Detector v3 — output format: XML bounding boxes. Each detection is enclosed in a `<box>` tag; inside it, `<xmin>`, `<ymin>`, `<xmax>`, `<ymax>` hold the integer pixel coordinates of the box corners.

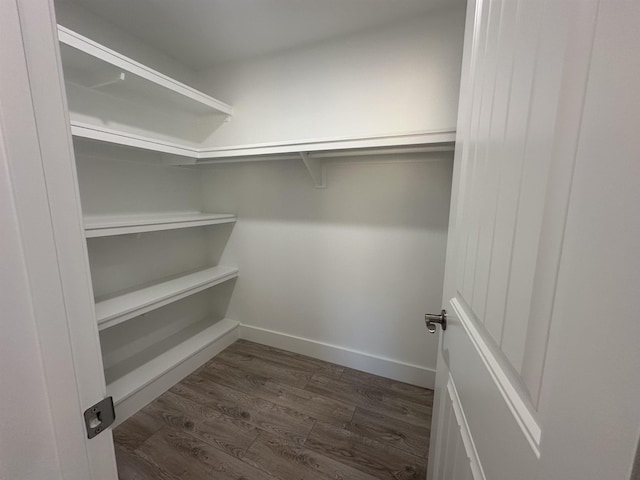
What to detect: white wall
<box><xmin>197</xmin><ymin>6</ymin><xmax>466</xmax><ymax>147</ymax></box>
<box><xmin>194</xmin><ymin>6</ymin><xmax>464</xmax><ymax>386</ymax></box>
<box><xmin>202</xmin><ymin>154</ymin><xmax>452</xmax><ymax>386</ymax></box>
<box><xmin>75</xmin><ymin>149</ymin><xmax>203</xmax><ymax>217</ymax></box>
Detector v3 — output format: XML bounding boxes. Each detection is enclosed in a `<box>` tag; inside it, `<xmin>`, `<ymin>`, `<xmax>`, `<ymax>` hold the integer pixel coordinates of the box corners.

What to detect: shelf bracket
<box><xmin>299</xmin><ymin>152</ymin><xmax>326</xmax><ymax>188</ymax></box>
<box><xmin>161</xmin><ymin>153</ymin><xmax>197</xmax><ymax>167</ymax></box>
<box><xmin>88</xmin><ymin>72</ymin><xmax>126</xmax><ymax>90</ymax></box>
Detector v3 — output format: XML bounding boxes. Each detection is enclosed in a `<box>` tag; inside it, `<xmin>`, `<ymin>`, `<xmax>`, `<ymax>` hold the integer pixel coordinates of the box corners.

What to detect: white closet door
<box><xmin>428</xmin><ymin>1</ymin><xmax>640</xmax><ymax>479</ymax></box>
<box><xmin>1</xmin><ymin>0</ymin><xmax>117</xmax><ymax>478</ymax></box>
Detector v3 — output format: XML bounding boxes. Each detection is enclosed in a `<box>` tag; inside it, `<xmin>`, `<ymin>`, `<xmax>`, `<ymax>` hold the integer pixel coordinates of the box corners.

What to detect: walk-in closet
<box><xmin>7</xmin><ymin>0</ymin><xmax>636</xmax><ymax>478</ymax></box>
<box><xmin>42</xmin><ymin>1</ymin><xmax>465</xmax><ymax>476</ymax></box>
<box><xmin>52</xmin><ymin>0</ymin><xmax>464</xmax><ymax>430</ymax></box>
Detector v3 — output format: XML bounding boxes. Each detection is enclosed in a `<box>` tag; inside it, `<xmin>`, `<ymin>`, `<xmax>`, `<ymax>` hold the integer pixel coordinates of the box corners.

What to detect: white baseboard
<box><xmin>239</xmin><ymin>324</ymin><xmax>435</xmax><ymax>389</ymax></box>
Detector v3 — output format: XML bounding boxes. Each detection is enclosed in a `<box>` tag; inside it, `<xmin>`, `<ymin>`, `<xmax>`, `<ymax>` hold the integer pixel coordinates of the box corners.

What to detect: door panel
<box><xmin>429</xmin><ymin>0</ymin><xmax>605</xmax><ymax>479</ymax></box>
<box><xmin>454</xmin><ymin>0</ymin><xmax>570</xmax><ymax>386</ymax></box>
<box><xmin>481</xmin><ymin>0</ymin><xmax>544</xmax><ymax>348</ymax></box>
<box><xmin>536</xmin><ymin>1</ymin><xmax>640</xmax><ymax>477</ymax></box>
<box><xmin>432</xmin><ymin>373</ymin><xmax>483</xmax><ymax>480</ymax></box>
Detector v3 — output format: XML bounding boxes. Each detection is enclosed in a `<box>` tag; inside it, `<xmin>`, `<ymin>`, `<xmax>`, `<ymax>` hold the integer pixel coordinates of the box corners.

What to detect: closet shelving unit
<box><xmin>58</xmin><ymin>23</ymin><xmax>455</xmax><ymax>424</ymax></box>
<box><xmin>59</xmin><ymin>25</ymin><xmax>455</xmax><ymax>187</ymax></box>
<box><xmin>58</xmin><ymin>25</ymin><xmax>241</xmax><ymax>424</ymax></box>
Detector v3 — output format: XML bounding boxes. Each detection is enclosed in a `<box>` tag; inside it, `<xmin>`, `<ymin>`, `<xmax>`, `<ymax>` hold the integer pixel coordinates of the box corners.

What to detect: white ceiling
<box><xmin>60</xmin><ymin>0</ymin><xmax>459</xmax><ymax>70</ymax></box>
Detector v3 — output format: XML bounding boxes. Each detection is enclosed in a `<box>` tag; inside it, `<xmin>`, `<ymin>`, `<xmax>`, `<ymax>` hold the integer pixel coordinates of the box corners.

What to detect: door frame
<box><xmin>1</xmin><ymin>0</ymin><xmax>117</xmax><ymax>478</ymax></box>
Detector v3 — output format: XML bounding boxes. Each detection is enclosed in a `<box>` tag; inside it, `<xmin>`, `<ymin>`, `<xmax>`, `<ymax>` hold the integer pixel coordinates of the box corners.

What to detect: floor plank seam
<box><xmin>302</xmin><ymin>419</ymin><xmax>317</xmax><ymax>447</ymax></box>
<box><xmin>240</xmin><ymin>429</ymin><xmax>262</xmax><ymax>459</ymax></box>
<box><xmin>302</xmin><ymin>371</ymin><xmax>313</xmax><ymax>389</ymax></box>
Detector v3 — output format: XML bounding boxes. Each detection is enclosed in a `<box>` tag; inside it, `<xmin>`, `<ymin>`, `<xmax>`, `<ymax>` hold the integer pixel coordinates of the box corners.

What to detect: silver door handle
<box><xmin>425</xmin><ymin>309</ymin><xmax>447</xmax><ymax>333</ymax></box>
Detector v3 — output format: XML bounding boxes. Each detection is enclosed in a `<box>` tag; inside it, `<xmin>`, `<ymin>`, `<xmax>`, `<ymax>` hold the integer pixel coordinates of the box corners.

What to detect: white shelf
<box><xmin>58</xmin><ymin>25</ymin><xmax>232</xmax><ymax>117</ymax></box>
<box><xmin>197</xmin><ymin>128</ymin><xmax>457</xmax><ymax>160</ymax></box>
<box><xmin>84</xmin><ymin>212</ymin><xmax>236</xmax><ymax>238</ymax></box>
<box><xmin>71</xmin><ymin>121</ymin><xmax>200</xmax><ymax>158</ymax></box>
<box><xmin>196</xmin><ymin>129</ymin><xmax>456</xmax><ymax>188</ymax></box>
<box><xmin>106</xmin><ymin>318</ymin><xmax>239</xmax><ymax>406</ymax></box>
<box><xmin>95</xmin><ymin>266</ymin><xmax>239</xmax><ymax>330</ymax></box>
<box><xmin>71</xmin><ymin>121</ymin><xmax>455</xmax><ymax>161</ymax></box>
<box><xmin>70</xmin><ymin>120</ymin><xmax>455</xmax><ymax>173</ymax></box>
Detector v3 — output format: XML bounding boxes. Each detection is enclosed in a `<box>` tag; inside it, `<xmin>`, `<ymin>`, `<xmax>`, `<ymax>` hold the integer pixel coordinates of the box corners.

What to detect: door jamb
<box><xmin>1</xmin><ymin>0</ymin><xmax>118</xmax><ymax>477</ymax></box>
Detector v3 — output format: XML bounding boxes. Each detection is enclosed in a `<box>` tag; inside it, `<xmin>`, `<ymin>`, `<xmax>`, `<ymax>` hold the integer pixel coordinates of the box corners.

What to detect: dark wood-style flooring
<box><xmin>114</xmin><ymin>339</ymin><xmax>433</xmax><ymax>480</ymax></box>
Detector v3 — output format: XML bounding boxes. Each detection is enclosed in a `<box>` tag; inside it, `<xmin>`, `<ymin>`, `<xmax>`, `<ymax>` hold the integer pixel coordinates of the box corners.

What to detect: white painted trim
<box><xmin>239</xmin><ymin>324</ymin><xmax>435</xmax><ymax>388</ymax></box>
<box><xmin>58</xmin><ymin>25</ymin><xmax>232</xmax><ymax>116</ymax></box>
<box><xmin>110</xmin><ymin>319</ymin><xmax>239</xmax><ymax>427</ymax></box>
<box><xmin>447</xmin><ymin>373</ymin><xmax>487</xmax><ymax>480</ymax></box>
<box><xmin>450</xmin><ymin>297</ymin><xmax>542</xmax><ymax>456</ymax></box>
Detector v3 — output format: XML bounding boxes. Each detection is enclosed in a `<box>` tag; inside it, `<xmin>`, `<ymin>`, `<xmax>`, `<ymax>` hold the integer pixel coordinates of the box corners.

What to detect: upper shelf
<box><xmin>71</xmin><ymin>121</ymin><xmax>200</xmax><ymax>158</ymax></box>
<box><xmin>70</xmin><ymin>122</ymin><xmax>455</xmax><ymax>187</ymax></box>
<box><xmin>197</xmin><ymin>129</ymin><xmax>456</xmax><ymax>161</ymax></box>
<box><xmin>84</xmin><ymin>212</ymin><xmax>236</xmax><ymax>238</ymax></box>
<box><xmin>71</xmin><ymin>121</ymin><xmax>455</xmax><ymax>161</ymax></box>
<box><xmin>57</xmin><ymin>26</ymin><xmax>455</xmax><ymax>176</ymax></box>
<box><xmin>58</xmin><ymin>25</ymin><xmax>232</xmax><ymax>118</ymax></box>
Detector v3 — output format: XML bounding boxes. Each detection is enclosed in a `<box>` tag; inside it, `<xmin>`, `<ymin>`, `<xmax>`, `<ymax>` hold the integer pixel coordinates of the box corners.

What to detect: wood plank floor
<box><xmin>113</xmin><ymin>340</ymin><xmax>434</xmax><ymax>480</ymax></box>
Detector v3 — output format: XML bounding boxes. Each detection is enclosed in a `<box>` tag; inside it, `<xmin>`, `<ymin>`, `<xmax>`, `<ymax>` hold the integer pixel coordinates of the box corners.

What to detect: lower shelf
<box><xmin>106</xmin><ymin>317</ymin><xmax>239</xmax><ymax>427</ymax></box>
<box><xmin>95</xmin><ymin>265</ymin><xmax>239</xmax><ymax>331</ymax></box>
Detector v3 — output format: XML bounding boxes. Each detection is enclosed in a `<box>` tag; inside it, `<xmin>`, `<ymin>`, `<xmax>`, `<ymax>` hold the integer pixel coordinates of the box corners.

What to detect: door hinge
<box><xmin>83</xmin><ymin>396</ymin><xmax>115</xmax><ymax>439</ymax></box>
